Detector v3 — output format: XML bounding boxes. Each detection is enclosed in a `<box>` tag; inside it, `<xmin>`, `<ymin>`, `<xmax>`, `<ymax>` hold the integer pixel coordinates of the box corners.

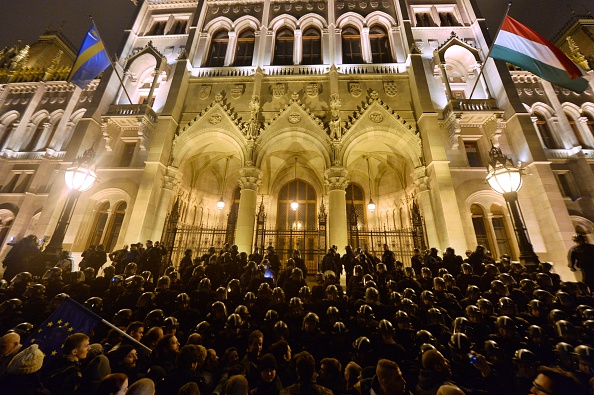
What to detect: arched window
<box><xmin>490</xmin><ymin>205</ymin><xmax>512</xmax><ymax>259</ymax></box>
<box><xmin>0</xmin><ymin>120</ymin><xmax>16</xmax><ymax>150</ymax></box>
<box><xmin>273</xmin><ymin>28</ymin><xmax>294</xmax><ymax>65</ymax></box>
<box><xmin>567</xmin><ymin>112</ymin><xmax>591</xmax><ymax>148</ymax></box>
<box><xmin>26</xmin><ymin>118</ymin><xmax>48</xmax><ymax>152</ymax></box>
<box><xmin>104</xmin><ymin>202</ymin><xmax>127</xmax><ymax>252</ymax></box>
<box><xmin>345</xmin><ymin>183</ymin><xmax>366</xmax><ymax>230</ymax></box>
<box><xmin>42</xmin><ymin>122</ymin><xmax>60</xmax><ymax>150</ymax></box>
<box><xmin>470</xmin><ymin>204</ymin><xmax>492</xmax><ymax>253</ymax></box>
<box><xmin>206</xmin><ymin>30</ymin><xmax>229</xmax><ymax>67</ymax></box>
<box><xmin>342</xmin><ymin>26</ymin><xmax>363</xmax><ymax>64</ymax></box>
<box><xmin>534</xmin><ymin>113</ymin><xmax>558</xmax><ymax>149</ymax></box>
<box><xmin>87</xmin><ymin>202</ymin><xmax>110</xmax><ymax>248</ymax></box>
<box><xmin>302</xmin><ymin>27</ymin><xmax>322</xmax><ymax>65</ymax></box>
<box><xmin>369</xmin><ymin>25</ymin><xmax>393</xmax><ymax>63</ymax></box>
<box><xmin>276</xmin><ymin>179</ymin><xmax>317</xmax><ymax>230</ymax></box>
<box><xmin>234</xmin><ymin>29</ymin><xmax>255</xmax><ymax>66</ymax></box>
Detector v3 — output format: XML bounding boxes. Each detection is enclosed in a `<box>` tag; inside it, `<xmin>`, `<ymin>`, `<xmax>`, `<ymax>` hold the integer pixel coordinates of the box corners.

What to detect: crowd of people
<box><xmin>0</xmin><ymin>236</ymin><xmax>593</xmax><ymax>395</ymax></box>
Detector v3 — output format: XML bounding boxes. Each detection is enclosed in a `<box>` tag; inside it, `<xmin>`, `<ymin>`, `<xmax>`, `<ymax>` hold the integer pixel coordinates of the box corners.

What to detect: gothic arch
<box><xmin>269</xmin><ymin>14</ymin><xmax>299</xmax><ymax>31</ymax></box>
<box><xmin>173</xmin><ymin>126</ymin><xmax>247</xmax><ymax>169</ymax></box>
<box><xmin>233</xmin><ymin>16</ymin><xmax>261</xmax><ymax>33</ymax></box>
<box><xmin>298</xmin><ymin>13</ymin><xmax>327</xmax><ymax>31</ymax></box>
<box><xmin>365</xmin><ymin>11</ymin><xmax>397</xmax><ymax>30</ymax></box>
<box><xmin>336</xmin><ymin>12</ymin><xmax>366</xmax><ymax>30</ymax></box>
<box><xmin>203</xmin><ymin>17</ymin><xmax>234</xmax><ymax>34</ymax></box>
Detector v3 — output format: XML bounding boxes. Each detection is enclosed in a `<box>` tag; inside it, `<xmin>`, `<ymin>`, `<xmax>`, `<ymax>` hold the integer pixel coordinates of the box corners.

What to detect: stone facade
<box><xmin>0</xmin><ymin>2</ymin><xmax>592</xmax><ymax>280</ymax></box>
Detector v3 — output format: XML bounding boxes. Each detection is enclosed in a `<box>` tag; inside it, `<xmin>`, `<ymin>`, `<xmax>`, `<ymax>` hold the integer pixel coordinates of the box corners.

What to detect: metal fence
<box><xmin>347</xmin><ymin>226</ymin><xmax>427</xmax><ymax>266</ymax></box>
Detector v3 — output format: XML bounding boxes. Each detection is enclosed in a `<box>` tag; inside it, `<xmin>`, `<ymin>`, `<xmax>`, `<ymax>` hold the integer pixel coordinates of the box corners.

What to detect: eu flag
<box><xmin>68</xmin><ymin>24</ymin><xmax>111</xmax><ymax>89</ymax></box>
<box><xmin>24</xmin><ymin>297</ymin><xmax>102</xmax><ymax>362</ymax></box>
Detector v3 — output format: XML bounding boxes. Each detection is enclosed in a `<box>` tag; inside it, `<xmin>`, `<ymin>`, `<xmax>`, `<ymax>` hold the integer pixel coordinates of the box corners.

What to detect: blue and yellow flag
<box><xmin>24</xmin><ymin>297</ymin><xmax>102</xmax><ymax>363</ymax></box>
<box><xmin>68</xmin><ymin>24</ymin><xmax>111</xmax><ymax>89</ymax></box>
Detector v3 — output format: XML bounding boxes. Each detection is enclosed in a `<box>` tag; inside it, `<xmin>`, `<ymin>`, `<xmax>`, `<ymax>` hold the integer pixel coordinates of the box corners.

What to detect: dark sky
<box><xmin>0</xmin><ymin>0</ymin><xmax>589</xmax><ymax>53</ymax></box>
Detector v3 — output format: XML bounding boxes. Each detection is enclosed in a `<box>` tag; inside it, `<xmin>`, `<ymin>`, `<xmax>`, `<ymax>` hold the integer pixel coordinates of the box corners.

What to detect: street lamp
<box><xmin>45</xmin><ymin>147</ymin><xmax>97</xmax><ymax>256</ymax></box>
<box><xmin>217</xmin><ymin>156</ymin><xmax>230</xmax><ymax>210</ymax></box>
<box><xmin>486</xmin><ymin>144</ymin><xmax>539</xmax><ymax>268</ymax></box>
<box><xmin>291</xmin><ymin>157</ymin><xmax>299</xmax><ymax>211</ymax></box>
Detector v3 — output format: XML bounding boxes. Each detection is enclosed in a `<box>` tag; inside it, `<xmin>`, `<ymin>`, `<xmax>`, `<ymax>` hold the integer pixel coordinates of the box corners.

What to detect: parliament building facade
<box><xmin>0</xmin><ymin>0</ymin><xmax>592</xmax><ymax>279</ymax></box>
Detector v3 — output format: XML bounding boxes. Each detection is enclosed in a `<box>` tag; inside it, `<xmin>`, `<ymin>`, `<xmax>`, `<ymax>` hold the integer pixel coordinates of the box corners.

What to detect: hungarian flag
<box><xmin>490</xmin><ymin>16</ymin><xmax>589</xmax><ymax>93</ymax></box>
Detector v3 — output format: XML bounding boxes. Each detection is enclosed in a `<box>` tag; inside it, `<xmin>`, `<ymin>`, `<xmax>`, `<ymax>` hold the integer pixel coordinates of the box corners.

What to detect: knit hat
<box><xmin>259</xmin><ymin>353</ymin><xmax>277</xmax><ymax>371</ymax></box>
<box><xmin>6</xmin><ymin>344</ymin><xmax>44</xmax><ymax>374</ymax></box>
<box><xmin>108</xmin><ymin>344</ymin><xmax>135</xmax><ymax>365</ymax></box>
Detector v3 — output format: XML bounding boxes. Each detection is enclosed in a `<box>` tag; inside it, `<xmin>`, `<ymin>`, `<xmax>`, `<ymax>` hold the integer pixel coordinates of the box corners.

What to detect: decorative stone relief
<box><xmin>230</xmin><ymin>84</ymin><xmax>245</xmax><ymax>99</ymax></box>
<box><xmin>239</xmin><ymin>167</ymin><xmax>262</xmax><ymax>191</ymax></box>
<box><xmin>384</xmin><ymin>81</ymin><xmax>397</xmax><ymax>97</ymax></box>
<box><xmin>349</xmin><ymin>82</ymin><xmax>362</xmax><ymax>97</ymax></box>
<box><xmin>306</xmin><ymin>83</ymin><xmax>320</xmax><ymax>97</ymax></box>
<box><xmin>271</xmin><ymin>83</ymin><xmax>286</xmax><ymax>98</ymax></box>
<box><xmin>288</xmin><ymin>113</ymin><xmax>301</xmax><ymax>124</ymax></box>
<box><xmin>329</xmin><ymin>93</ymin><xmax>342</xmax><ymax>140</ymax></box>
<box><xmin>209</xmin><ymin>114</ymin><xmax>222</xmax><ymax>124</ymax></box>
<box><xmin>198</xmin><ymin>85</ymin><xmax>211</xmax><ymax>100</ymax></box>
<box><xmin>325</xmin><ymin>167</ymin><xmax>349</xmax><ymax>191</ymax></box>
<box><xmin>369</xmin><ymin>112</ymin><xmax>384</xmax><ymax>123</ymax></box>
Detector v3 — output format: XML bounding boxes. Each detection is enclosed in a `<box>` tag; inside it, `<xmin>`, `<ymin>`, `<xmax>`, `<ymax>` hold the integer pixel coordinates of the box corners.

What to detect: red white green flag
<box><xmin>490</xmin><ymin>16</ymin><xmax>589</xmax><ymax>93</ymax></box>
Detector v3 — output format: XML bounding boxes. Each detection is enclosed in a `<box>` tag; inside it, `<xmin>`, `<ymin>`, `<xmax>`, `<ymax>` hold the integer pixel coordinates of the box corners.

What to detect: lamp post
<box><xmin>45</xmin><ymin>147</ymin><xmax>97</xmax><ymax>256</ymax></box>
<box><xmin>217</xmin><ymin>156</ymin><xmax>230</xmax><ymax>211</ymax></box>
<box><xmin>485</xmin><ymin>145</ymin><xmax>539</xmax><ymax>269</ymax></box>
<box><xmin>366</xmin><ymin>156</ymin><xmax>375</xmax><ymax>212</ymax></box>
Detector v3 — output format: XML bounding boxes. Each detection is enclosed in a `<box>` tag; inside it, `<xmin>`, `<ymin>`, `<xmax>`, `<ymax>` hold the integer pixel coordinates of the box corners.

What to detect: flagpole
<box><xmin>100</xmin><ymin>318</ymin><xmax>152</xmax><ymax>352</ymax></box>
<box><xmin>468</xmin><ymin>2</ymin><xmax>513</xmax><ymax>99</ymax></box>
<box><xmin>89</xmin><ymin>15</ymin><xmax>134</xmax><ymax>105</ymax></box>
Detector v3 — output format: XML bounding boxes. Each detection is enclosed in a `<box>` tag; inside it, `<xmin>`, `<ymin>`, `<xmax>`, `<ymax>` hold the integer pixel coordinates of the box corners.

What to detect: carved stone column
<box><xmin>412</xmin><ymin>166</ymin><xmax>439</xmax><ymax>248</ymax></box>
<box><xmin>235</xmin><ymin>166</ymin><xmax>262</xmax><ymax>254</ymax></box>
<box><xmin>325</xmin><ymin>166</ymin><xmax>349</xmax><ymax>255</ymax></box>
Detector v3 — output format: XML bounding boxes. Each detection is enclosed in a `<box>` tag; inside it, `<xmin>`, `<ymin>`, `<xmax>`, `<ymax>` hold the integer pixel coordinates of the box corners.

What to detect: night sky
<box><xmin>0</xmin><ymin>0</ymin><xmax>590</xmax><ymax>54</ymax></box>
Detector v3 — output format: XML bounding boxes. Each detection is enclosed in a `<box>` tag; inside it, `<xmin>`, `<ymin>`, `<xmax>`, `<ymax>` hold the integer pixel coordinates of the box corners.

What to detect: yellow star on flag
<box><xmin>57</xmin><ymin>319</ymin><xmax>63</xmax><ymax>324</ymax></box>
<box><xmin>30</xmin><ymin>339</ymin><xmax>35</xmax><ymax>343</ymax></box>
<box><xmin>68</xmin><ymin>327</ymin><xmax>74</xmax><ymax>332</ymax></box>
<box><xmin>37</xmin><ymin>329</ymin><xmax>42</xmax><ymax>333</ymax></box>
<box><xmin>51</xmin><ymin>351</ymin><xmax>57</xmax><ymax>356</ymax></box>
<box><xmin>64</xmin><ymin>322</ymin><xmax>70</xmax><ymax>327</ymax></box>
<box><xmin>47</xmin><ymin>322</ymin><xmax>53</xmax><ymax>327</ymax></box>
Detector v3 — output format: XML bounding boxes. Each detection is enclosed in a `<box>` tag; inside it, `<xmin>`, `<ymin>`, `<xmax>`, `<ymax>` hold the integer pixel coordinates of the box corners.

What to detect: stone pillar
<box><xmin>325</xmin><ymin>167</ymin><xmax>348</xmax><ymax>255</ymax></box>
<box><xmin>235</xmin><ymin>167</ymin><xmax>262</xmax><ymax>254</ymax></box>
<box><xmin>225</xmin><ymin>31</ymin><xmax>237</xmax><ymax>66</ymax></box>
<box><xmin>413</xmin><ymin>167</ymin><xmax>439</xmax><ymax>249</ymax></box>
<box><xmin>361</xmin><ymin>27</ymin><xmax>371</xmax><ymax>63</ymax></box>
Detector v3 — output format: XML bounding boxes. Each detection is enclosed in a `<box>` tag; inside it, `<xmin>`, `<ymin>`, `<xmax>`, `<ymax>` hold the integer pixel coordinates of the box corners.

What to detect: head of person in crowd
<box><xmin>377</xmin><ymin>359</ymin><xmax>407</xmax><ymax>395</ymax></box>
<box><xmin>125</xmin><ymin>378</ymin><xmax>155</xmax><ymax>395</ymax></box>
<box><xmin>226</xmin><ymin>374</ymin><xmax>249</xmax><ymax>395</ymax></box>
<box><xmin>96</xmin><ymin>373</ymin><xmax>129</xmax><ymax>395</ymax></box>
<box><xmin>246</xmin><ymin>330</ymin><xmax>264</xmax><ymax>358</ymax></box>
<box><xmin>422</xmin><ymin>349</ymin><xmax>451</xmax><ymax>377</ymax></box>
<box><xmin>0</xmin><ymin>332</ymin><xmax>21</xmax><ymax>357</ymax></box>
<box><xmin>531</xmin><ymin>366</ymin><xmax>588</xmax><ymax>395</ymax></box>
<box><xmin>5</xmin><ymin>343</ymin><xmax>44</xmax><ymax>376</ymax></box>
<box><xmin>259</xmin><ymin>353</ymin><xmax>278</xmax><ymax>383</ymax></box>
<box><xmin>294</xmin><ymin>351</ymin><xmax>317</xmax><ymax>383</ymax></box>
<box><xmin>64</xmin><ymin>332</ymin><xmax>91</xmax><ymax>361</ymax></box>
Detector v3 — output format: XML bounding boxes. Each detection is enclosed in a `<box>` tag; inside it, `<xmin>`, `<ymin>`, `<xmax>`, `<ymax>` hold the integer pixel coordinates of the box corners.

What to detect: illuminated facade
<box><xmin>0</xmin><ymin>1</ymin><xmax>592</xmax><ymax>279</ymax></box>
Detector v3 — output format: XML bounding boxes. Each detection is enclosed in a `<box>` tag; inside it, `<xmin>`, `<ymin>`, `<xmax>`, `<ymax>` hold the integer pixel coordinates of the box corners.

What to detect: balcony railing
<box><xmin>443</xmin><ymin>98</ymin><xmax>498</xmax><ymax>117</ymax></box>
<box><xmin>106</xmin><ymin>103</ymin><xmax>157</xmax><ymax>123</ymax></box>
<box><xmin>191</xmin><ymin>63</ymin><xmax>406</xmax><ymax>78</ymax></box>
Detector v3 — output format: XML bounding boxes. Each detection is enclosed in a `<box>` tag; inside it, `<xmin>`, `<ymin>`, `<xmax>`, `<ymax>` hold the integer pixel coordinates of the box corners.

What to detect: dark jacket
<box><xmin>0</xmin><ymin>372</ymin><xmax>50</xmax><ymax>395</ymax></box>
<box><xmin>415</xmin><ymin>369</ymin><xmax>454</xmax><ymax>395</ymax></box>
<box><xmin>280</xmin><ymin>381</ymin><xmax>333</xmax><ymax>395</ymax></box>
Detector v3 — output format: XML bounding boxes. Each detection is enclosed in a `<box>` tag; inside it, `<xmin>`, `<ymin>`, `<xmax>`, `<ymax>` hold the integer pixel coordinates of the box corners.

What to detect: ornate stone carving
<box><xmin>369</xmin><ymin>112</ymin><xmax>383</xmax><ymax>123</ymax></box>
<box><xmin>271</xmin><ymin>83</ymin><xmax>286</xmax><ymax>98</ymax></box>
<box><xmin>329</xmin><ymin>93</ymin><xmax>342</xmax><ymax>140</ymax></box>
<box><xmin>244</xmin><ymin>95</ymin><xmax>260</xmax><ymax>139</ymax></box>
<box><xmin>306</xmin><ymin>82</ymin><xmax>320</xmax><ymax>97</ymax></box>
<box><xmin>288</xmin><ymin>113</ymin><xmax>301</xmax><ymax>124</ymax></box>
<box><xmin>230</xmin><ymin>84</ymin><xmax>245</xmax><ymax>99</ymax></box>
<box><xmin>209</xmin><ymin>114</ymin><xmax>222</xmax><ymax>124</ymax></box>
<box><xmin>324</xmin><ymin>167</ymin><xmax>349</xmax><ymax>191</ymax></box>
<box><xmin>239</xmin><ymin>166</ymin><xmax>262</xmax><ymax>191</ymax></box>
<box><xmin>198</xmin><ymin>85</ymin><xmax>211</xmax><ymax>100</ymax></box>
<box><xmin>348</xmin><ymin>82</ymin><xmax>362</xmax><ymax>97</ymax></box>
<box><xmin>384</xmin><ymin>81</ymin><xmax>397</xmax><ymax>97</ymax></box>
<box><xmin>412</xmin><ymin>166</ymin><xmax>429</xmax><ymax>192</ymax></box>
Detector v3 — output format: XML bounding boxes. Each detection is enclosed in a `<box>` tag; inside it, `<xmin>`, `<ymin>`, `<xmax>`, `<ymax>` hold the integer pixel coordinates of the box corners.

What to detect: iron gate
<box><xmin>254</xmin><ymin>198</ymin><xmax>327</xmax><ymax>275</ymax></box>
<box><xmin>347</xmin><ymin>200</ymin><xmax>427</xmax><ymax>265</ymax></box>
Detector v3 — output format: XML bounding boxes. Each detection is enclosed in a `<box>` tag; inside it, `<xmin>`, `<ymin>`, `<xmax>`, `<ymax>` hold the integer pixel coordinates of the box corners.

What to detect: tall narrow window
<box><xmin>273</xmin><ymin>28</ymin><xmax>294</xmax><ymax>65</ymax></box>
<box><xmin>342</xmin><ymin>26</ymin><xmax>362</xmax><ymax>64</ymax></box>
<box><xmin>567</xmin><ymin>112</ymin><xmax>590</xmax><ymax>148</ymax></box>
<box><xmin>104</xmin><ymin>202</ymin><xmax>126</xmax><ymax>252</ymax></box>
<box><xmin>346</xmin><ymin>184</ymin><xmax>366</xmax><ymax>231</ymax></box>
<box><xmin>26</xmin><ymin>120</ymin><xmax>47</xmax><ymax>152</ymax></box>
<box><xmin>43</xmin><ymin>122</ymin><xmax>59</xmax><ymax>150</ymax></box>
<box><xmin>169</xmin><ymin>19</ymin><xmax>188</xmax><ymax>35</ymax></box>
<box><xmin>369</xmin><ymin>25</ymin><xmax>392</xmax><ymax>63</ymax></box>
<box><xmin>439</xmin><ymin>12</ymin><xmax>459</xmax><ymax>26</ymax></box>
<box><xmin>534</xmin><ymin>113</ymin><xmax>558</xmax><ymax>149</ymax></box>
<box><xmin>302</xmin><ymin>27</ymin><xmax>322</xmax><ymax>65</ymax></box>
<box><xmin>491</xmin><ymin>205</ymin><xmax>512</xmax><ymax>258</ymax></box>
<box><xmin>226</xmin><ymin>187</ymin><xmax>241</xmax><ymax>243</ymax></box>
<box><xmin>471</xmin><ymin>204</ymin><xmax>492</xmax><ymax>252</ymax></box>
<box><xmin>206</xmin><ymin>30</ymin><xmax>229</xmax><ymax>67</ymax></box>
<box><xmin>234</xmin><ymin>29</ymin><xmax>255</xmax><ymax>66</ymax></box>
<box><xmin>0</xmin><ymin>218</ymin><xmax>13</xmax><ymax>249</ymax></box>
<box><xmin>148</xmin><ymin>20</ymin><xmax>167</xmax><ymax>36</ymax></box>
<box><xmin>416</xmin><ymin>13</ymin><xmax>434</xmax><ymax>27</ymax></box>
<box><xmin>88</xmin><ymin>202</ymin><xmax>110</xmax><ymax>248</ymax></box>
<box><xmin>464</xmin><ymin>141</ymin><xmax>482</xmax><ymax>167</ymax></box>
